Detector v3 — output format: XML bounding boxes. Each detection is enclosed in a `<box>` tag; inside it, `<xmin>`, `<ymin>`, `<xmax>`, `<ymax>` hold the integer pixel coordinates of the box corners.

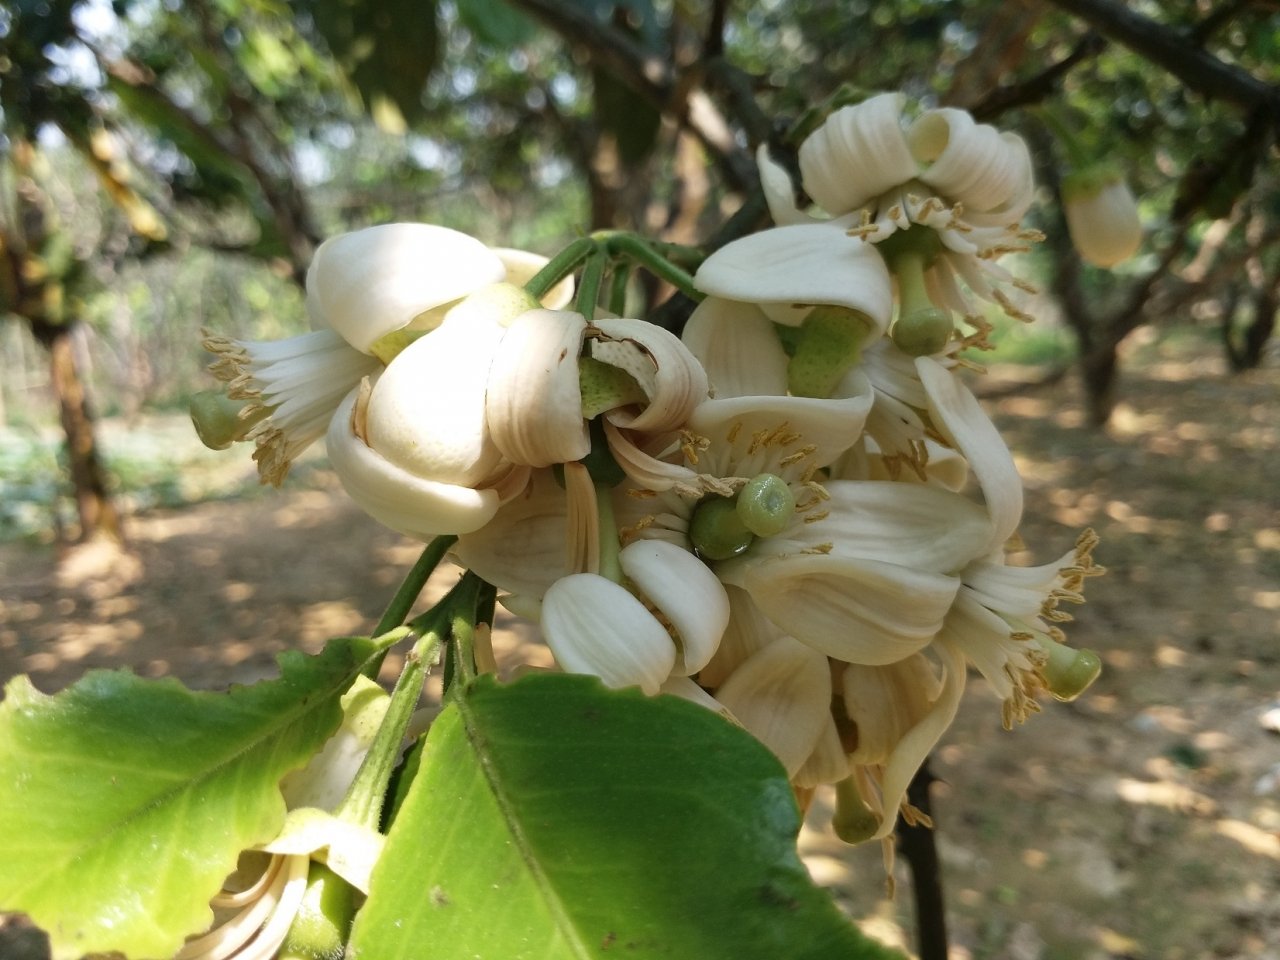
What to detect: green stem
<box><xmin>336</xmin><ymin>620</ymin><xmax>446</xmax><ymax>831</ymax></box>
<box><xmin>595</xmin><ymin>481</ymin><xmax>623</xmax><ymax>584</ymax></box>
<box><xmin>576</xmin><ymin>250</ymin><xmax>608</xmax><ymax>318</ymax></box>
<box><xmin>525</xmin><ymin>236</ymin><xmax>597</xmax><ymax>299</ymax></box>
<box><xmin>602</xmin><ymin>233</ymin><xmax>703</xmax><ymax>300</ymax></box>
<box><xmin>608</xmin><ymin>262</ymin><xmax>632</xmax><ymax>316</ymax></box>
<box><xmin>446</xmin><ymin>572</ymin><xmax>486</xmax><ymax>691</ymax></box>
<box><xmin>643</xmin><ymin>239</ymin><xmax>707</xmax><ymax>269</ymax></box>
<box><xmin>888</xmin><ymin>248</ymin><xmax>953</xmax><ymax>357</ymax></box>
<box><xmin>362</xmin><ymin>535</ymin><xmax>457</xmax><ymax>679</ymax></box>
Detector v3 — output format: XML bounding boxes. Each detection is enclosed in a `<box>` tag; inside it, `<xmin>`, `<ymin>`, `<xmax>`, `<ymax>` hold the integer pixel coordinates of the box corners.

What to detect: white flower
<box><xmin>699</xmin><ymin>94</ymin><xmax>1039</xmax><ymax>363</ymax></box>
<box><xmin>177</xmin><ymin>678</ymin><xmax>389</xmax><ymax>960</ymax></box>
<box><xmin>201</xmin><ymin>225</ymin><xmax>572</xmax><ymax>485</ymax></box>
<box><xmin>325</xmin><ymin>289</ymin><xmax>536</xmax><ymax>540</ymax></box>
<box><xmin>1061</xmin><ymin>167</ymin><xmax>1142</xmax><ymax>268</ymax></box>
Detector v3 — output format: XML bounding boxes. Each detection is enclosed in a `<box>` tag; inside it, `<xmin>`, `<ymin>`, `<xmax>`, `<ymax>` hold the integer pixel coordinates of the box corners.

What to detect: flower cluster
<box><xmin>199</xmin><ymin>93</ymin><xmax>1104</xmax><ymax>849</ymax></box>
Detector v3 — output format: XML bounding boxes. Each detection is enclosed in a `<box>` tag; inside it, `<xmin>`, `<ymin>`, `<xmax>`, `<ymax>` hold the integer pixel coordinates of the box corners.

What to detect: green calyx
<box><xmin>786</xmin><ymin>305</ymin><xmax>876</xmax><ymax>399</ymax></box>
<box><xmin>1036</xmin><ymin>636</ymin><xmax>1102</xmax><ymax>701</ymax></box>
<box><xmin>279</xmin><ymin>861</ymin><xmax>354</xmax><ymax>960</ymax></box>
<box><xmin>882</xmin><ymin>226</ymin><xmax>953</xmax><ymax>358</ymax></box>
<box><xmin>189</xmin><ymin>390</ymin><xmax>269</xmax><ymax>450</ymax></box>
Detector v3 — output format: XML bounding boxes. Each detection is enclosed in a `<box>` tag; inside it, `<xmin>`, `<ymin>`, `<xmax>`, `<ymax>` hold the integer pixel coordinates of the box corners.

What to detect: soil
<box><xmin>2</xmin><ymin>353</ymin><xmax>1278</xmax><ymax>960</ymax></box>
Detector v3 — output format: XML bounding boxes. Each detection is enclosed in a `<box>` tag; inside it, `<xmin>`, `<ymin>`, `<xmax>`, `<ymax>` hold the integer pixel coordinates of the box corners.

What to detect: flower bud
<box><xmin>1062</xmin><ymin>167</ymin><xmax>1142</xmax><ymax>268</ymax></box>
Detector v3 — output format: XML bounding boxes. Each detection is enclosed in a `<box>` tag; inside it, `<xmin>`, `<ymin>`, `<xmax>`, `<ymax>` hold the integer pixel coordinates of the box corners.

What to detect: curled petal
<box><xmin>1063</xmin><ymin>176</ymin><xmax>1142</xmax><ymax>268</ymax></box>
<box><xmin>682</xmin><ymin>297</ymin><xmax>789</xmax><ymax>399</ymax></box>
<box><xmin>746</xmin><ymin>554</ymin><xmax>960</xmax><ymax>664</ymax></box>
<box><xmin>486</xmin><ymin>309</ymin><xmax>590</xmax><ymax>467</ymax></box>
<box><xmin>916</xmin><ymin>357</ymin><xmax>1022</xmax><ymax>552</ymax></box>
<box><xmin>327</xmin><ymin>390</ymin><xmax>500</xmax><ymax>538</ymax></box>
<box><xmin>262</xmin><ymin>808</ymin><xmax>385</xmax><ymax>894</ymax></box>
<box><xmin>694</xmin><ymin>223</ymin><xmax>894</xmax><ymax>335</ymax></box>
<box><xmin>542</xmin><ymin>574</ymin><xmax>676</xmax><ymax>695</ymax></box>
<box><xmin>307</xmin><ymin>223</ymin><xmax>506</xmax><ymax>352</ymax></box>
<box><xmin>591</xmin><ymin>318</ymin><xmax>709</xmax><ymax>432</ymax></box>
<box><xmin>659</xmin><ymin>676</ymin><xmax>733</xmax><ymax>716</ymax></box>
<box><xmin>910</xmin><ymin>109</ymin><xmax>1031</xmax><ymax>215</ymax></box>
<box><xmin>364</xmin><ymin>320</ymin><xmax>505</xmax><ymax>486</ymax></box>
<box><xmin>798</xmin><ymin>92</ymin><xmax>916</xmax><ymax>215</ymax></box>
<box><xmin>619</xmin><ymin>539</ymin><xmax>729</xmax><ymax>676</ymax></box>
<box><xmin>715</xmin><ymin>636</ymin><xmax>833</xmax><ymax>776</ymax></box>
<box><xmin>602</xmin><ymin>419</ymin><xmax>702</xmax><ymax>494</ymax></box>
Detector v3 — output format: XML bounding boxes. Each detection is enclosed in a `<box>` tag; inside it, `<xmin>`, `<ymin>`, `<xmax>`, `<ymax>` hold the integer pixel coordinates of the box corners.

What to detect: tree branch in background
<box><xmin>898</xmin><ymin>761</ymin><xmax>948</xmax><ymax>960</ymax></box>
<box><xmin>1046</xmin><ymin>0</ymin><xmax>1280</xmax><ymax>112</ymax></box>
<box><xmin>969</xmin><ymin>32</ymin><xmax>1107</xmax><ymax>121</ymax></box>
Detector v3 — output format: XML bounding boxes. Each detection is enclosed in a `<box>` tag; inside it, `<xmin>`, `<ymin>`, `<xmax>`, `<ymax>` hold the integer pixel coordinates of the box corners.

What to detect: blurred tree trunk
<box><xmin>30</xmin><ymin>319</ymin><xmax>122</xmax><ymax>543</ymax></box>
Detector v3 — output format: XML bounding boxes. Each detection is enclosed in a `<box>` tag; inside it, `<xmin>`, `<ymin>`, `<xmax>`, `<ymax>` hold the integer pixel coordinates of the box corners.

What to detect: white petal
<box><xmin>279</xmin><ymin>675</ymin><xmax>388</xmax><ymax>811</ymax></box>
<box><xmin>817</xmin><ymin>480</ymin><xmax>992</xmax><ymax>573</ymax></box>
<box><xmin>746</xmin><ymin>554</ymin><xmax>960</xmax><ymax>664</ymax></box>
<box><xmin>591</xmin><ymin>318</ymin><xmax>709</xmax><ymax>432</ymax></box>
<box><xmin>486</xmin><ymin>309</ymin><xmax>590</xmax><ymax>467</ymax></box>
<box><xmin>542</xmin><ymin>574</ymin><xmax>676</xmax><ymax>695</ymax></box>
<box><xmin>492</xmin><ymin>247</ymin><xmax>576</xmax><ymax>308</ymax></box>
<box><xmin>682</xmin><ymin>297</ymin><xmax>789</xmax><ymax>398</ymax></box>
<box><xmin>307</xmin><ymin>223</ymin><xmax>505</xmax><ymax>352</ymax></box>
<box><xmin>792</xmin><ymin>717</ymin><xmax>850</xmax><ymax>788</ymax></box>
<box><xmin>689</xmin><ymin>393</ymin><xmax>872</xmax><ymax>479</ymax></box>
<box><xmin>364</xmin><ymin>320</ymin><xmax>505</xmax><ymax>486</ymax></box>
<box><xmin>757</xmin><ymin>143</ymin><xmax>811</xmax><ymax>226</ymax></box>
<box><xmin>619</xmin><ymin>539</ymin><xmax>729</xmax><ymax>676</ymax></box>
<box><xmin>842</xmin><ymin>655</ymin><xmax>942</xmax><ymax>765</ymax></box>
<box><xmin>453</xmin><ymin>469</ymin><xmax>570</xmax><ymax>597</ymax></box>
<box><xmin>869</xmin><ymin>639</ymin><xmax>967</xmax><ymax>840</ymax></box>
<box><xmin>798</xmin><ymin>92</ymin><xmax>916</xmax><ymax>215</ymax></box>
<box><xmin>715</xmin><ymin>636</ymin><xmax>832</xmax><ymax>775</ymax></box>
<box><xmin>916</xmin><ymin>357</ymin><xmax>1023</xmax><ymax>551</ymax></box>
<box><xmin>698</xmin><ymin>585</ymin><xmax>784</xmax><ymax>687</ymax></box>
<box><xmin>327</xmin><ymin>390</ymin><xmax>500</xmax><ymax>538</ymax></box>
<box><xmin>659</xmin><ymin>676</ymin><xmax>732</xmax><ymax>716</ymax></box>
<box><xmin>694</xmin><ymin>223</ymin><xmax>894</xmax><ymax>334</ymax></box>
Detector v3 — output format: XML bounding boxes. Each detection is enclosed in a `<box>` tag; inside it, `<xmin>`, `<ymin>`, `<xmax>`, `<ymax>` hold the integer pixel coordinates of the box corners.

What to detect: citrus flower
<box><xmin>176</xmin><ymin>678</ymin><xmax>389</xmax><ymax>960</ymax></box>
<box><xmin>698</xmin><ymin>93</ymin><xmax>1039</xmax><ymax>364</ymax></box>
<box><xmin>199</xmin><ymin>224</ymin><xmax>573</xmax><ymax>485</ymax></box>
<box><xmin>1061</xmin><ymin>165</ymin><xmax>1143</xmax><ymax>268</ymax></box>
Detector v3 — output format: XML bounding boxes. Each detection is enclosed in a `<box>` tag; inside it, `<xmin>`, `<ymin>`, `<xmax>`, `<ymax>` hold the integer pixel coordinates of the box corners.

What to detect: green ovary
<box><xmin>736</xmin><ymin>474</ymin><xmax>796</xmax><ymax>538</ymax></box>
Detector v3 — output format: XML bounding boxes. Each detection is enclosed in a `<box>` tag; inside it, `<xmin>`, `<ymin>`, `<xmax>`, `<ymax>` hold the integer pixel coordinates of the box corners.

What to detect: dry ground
<box><xmin>2</xmin><ymin>352</ymin><xmax>1278</xmax><ymax>960</ymax></box>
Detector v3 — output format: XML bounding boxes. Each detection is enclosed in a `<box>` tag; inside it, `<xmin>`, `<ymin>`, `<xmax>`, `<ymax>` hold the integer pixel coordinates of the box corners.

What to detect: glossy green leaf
<box><xmin>0</xmin><ymin>635</ymin><xmax>379</xmax><ymax>960</ymax></box>
<box><xmin>349</xmin><ymin>673</ymin><xmax>898</xmax><ymax>960</ymax></box>
<box><xmin>454</xmin><ymin>0</ymin><xmax>535</xmax><ymax>48</ymax></box>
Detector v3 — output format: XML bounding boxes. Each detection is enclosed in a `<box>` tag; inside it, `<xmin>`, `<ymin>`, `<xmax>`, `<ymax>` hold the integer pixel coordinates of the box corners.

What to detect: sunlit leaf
<box><xmin>0</xmin><ymin>636</ymin><xmax>380</xmax><ymax>960</ymax></box>
<box><xmin>350</xmin><ymin>673</ymin><xmax>898</xmax><ymax>960</ymax></box>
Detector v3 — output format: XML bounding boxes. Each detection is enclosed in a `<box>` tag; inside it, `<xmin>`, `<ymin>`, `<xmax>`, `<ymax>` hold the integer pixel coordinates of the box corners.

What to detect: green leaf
<box><xmin>349</xmin><ymin>673</ymin><xmax>898</xmax><ymax>960</ymax></box>
<box><xmin>0</xmin><ymin>636</ymin><xmax>378</xmax><ymax>960</ymax></box>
